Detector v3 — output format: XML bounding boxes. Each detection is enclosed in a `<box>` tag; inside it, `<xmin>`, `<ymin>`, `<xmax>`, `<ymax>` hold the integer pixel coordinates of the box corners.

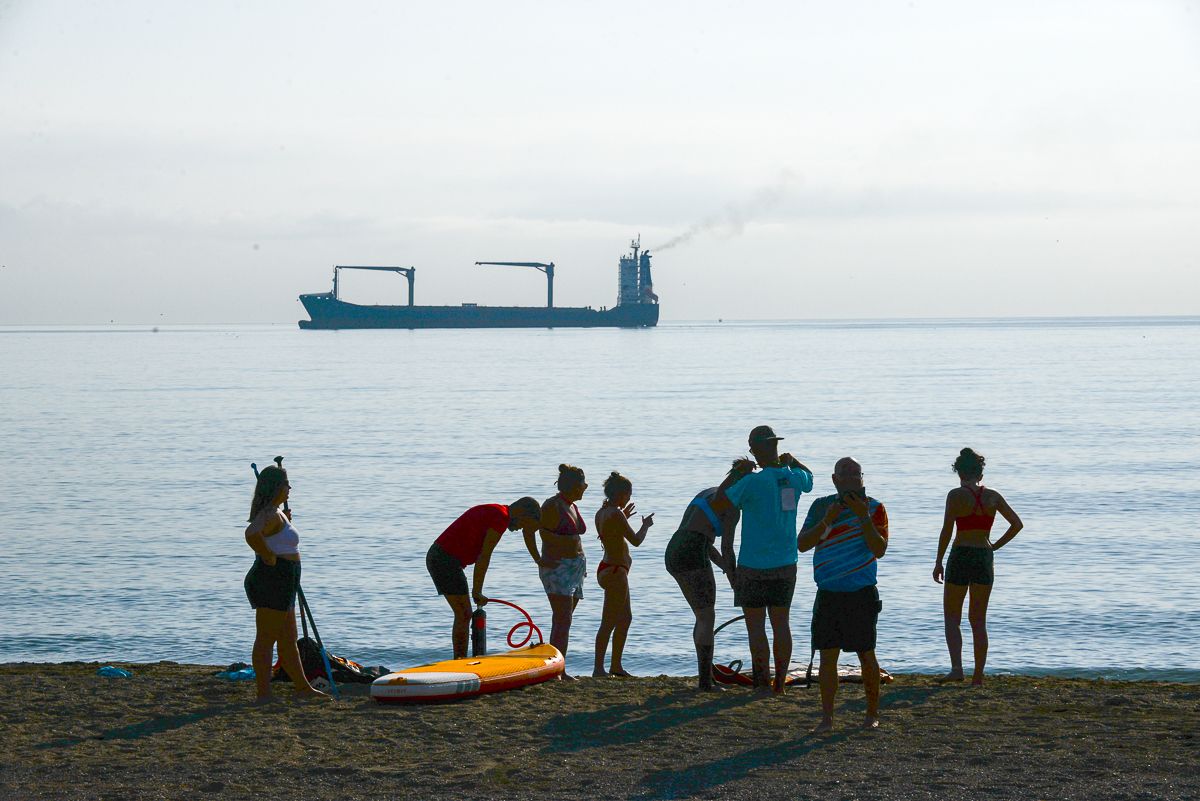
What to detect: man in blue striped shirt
<box><xmin>798</xmin><ymin>457</ymin><xmax>889</xmax><ymax>733</ymax></box>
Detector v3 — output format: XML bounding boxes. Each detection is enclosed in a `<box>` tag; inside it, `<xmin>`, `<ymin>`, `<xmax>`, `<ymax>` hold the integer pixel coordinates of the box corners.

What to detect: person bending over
<box><xmin>426</xmin><ymin>497</ymin><xmax>542</xmax><ymax>659</ymax></box>
<box><xmin>593</xmin><ymin>471</ymin><xmax>654</xmax><ymax>677</ymax></box>
<box><xmin>525</xmin><ymin>464</ymin><xmax>589</xmax><ymax>679</ymax></box>
<box><xmin>243</xmin><ymin>464</ymin><xmax>329</xmax><ymax>703</ymax></box>
<box><xmin>933</xmin><ymin>448</ymin><xmax>1023</xmax><ymax>685</ymax></box>
<box><xmin>799</xmin><ymin>457</ymin><xmax>889</xmax><ymax>733</ymax></box>
<box><xmin>709</xmin><ymin>425</ymin><xmax>815</xmax><ymax>692</ymax></box>
<box><xmin>665</xmin><ymin>485</ymin><xmax>741</xmax><ymax>691</ymax></box>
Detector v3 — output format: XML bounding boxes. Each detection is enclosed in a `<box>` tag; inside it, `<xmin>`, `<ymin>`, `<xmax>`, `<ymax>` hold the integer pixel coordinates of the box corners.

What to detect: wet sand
<box><xmin>1</xmin><ymin>662</ymin><xmax>1197</xmax><ymax>800</ymax></box>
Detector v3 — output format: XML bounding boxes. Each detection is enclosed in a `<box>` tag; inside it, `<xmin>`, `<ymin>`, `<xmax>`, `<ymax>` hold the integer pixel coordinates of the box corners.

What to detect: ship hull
<box><xmin>298</xmin><ymin>293</ymin><xmax>659</xmax><ymax>330</ymax></box>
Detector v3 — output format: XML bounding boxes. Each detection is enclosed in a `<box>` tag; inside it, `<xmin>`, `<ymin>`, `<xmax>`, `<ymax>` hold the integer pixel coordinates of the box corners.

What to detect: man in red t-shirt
<box><xmin>426</xmin><ymin>497</ymin><xmax>541</xmax><ymax>658</ymax></box>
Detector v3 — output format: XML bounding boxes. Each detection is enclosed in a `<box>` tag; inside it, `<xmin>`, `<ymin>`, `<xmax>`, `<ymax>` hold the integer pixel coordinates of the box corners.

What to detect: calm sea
<box><xmin>1</xmin><ymin>318</ymin><xmax>1198</xmax><ymax>681</ymax></box>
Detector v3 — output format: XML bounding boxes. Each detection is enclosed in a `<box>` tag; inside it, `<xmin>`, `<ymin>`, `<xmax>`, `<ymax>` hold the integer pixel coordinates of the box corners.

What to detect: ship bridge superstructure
<box><xmin>618</xmin><ymin>237</ymin><xmax>657</xmax><ymax>307</ymax></box>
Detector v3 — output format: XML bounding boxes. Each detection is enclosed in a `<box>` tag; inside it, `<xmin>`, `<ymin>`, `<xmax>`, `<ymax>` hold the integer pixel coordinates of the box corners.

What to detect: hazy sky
<box><xmin>2</xmin><ymin>0</ymin><xmax>1198</xmax><ymax>323</ymax></box>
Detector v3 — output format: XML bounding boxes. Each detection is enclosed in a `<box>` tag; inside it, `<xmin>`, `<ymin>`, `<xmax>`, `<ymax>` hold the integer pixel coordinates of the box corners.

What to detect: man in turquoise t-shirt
<box><xmin>711</xmin><ymin>425</ymin><xmax>814</xmax><ymax>691</ymax></box>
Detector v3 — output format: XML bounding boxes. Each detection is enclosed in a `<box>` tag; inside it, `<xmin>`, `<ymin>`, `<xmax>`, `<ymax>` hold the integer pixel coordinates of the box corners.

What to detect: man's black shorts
<box><xmin>811</xmin><ymin>584</ymin><xmax>881</xmax><ymax>653</ymax></box>
<box><xmin>426</xmin><ymin>542</ymin><xmax>469</xmax><ymax>596</ymax></box>
<box><xmin>734</xmin><ymin>564</ymin><xmax>797</xmax><ymax>608</ymax></box>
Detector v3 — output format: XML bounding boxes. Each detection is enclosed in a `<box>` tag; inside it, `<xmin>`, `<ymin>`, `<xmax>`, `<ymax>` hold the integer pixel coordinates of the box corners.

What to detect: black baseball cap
<box><xmin>748</xmin><ymin>425</ymin><xmax>783</xmax><ymax>445</ymax></box>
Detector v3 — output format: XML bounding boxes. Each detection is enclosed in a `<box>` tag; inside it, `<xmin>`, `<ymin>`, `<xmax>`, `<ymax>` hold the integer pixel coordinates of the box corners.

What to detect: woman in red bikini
<box><xmin>526</xmin><ymin>464</ymin><xmax>590</xmax><ymax>679</ymax></box>
<box><xmin>933</xmin><ymin>448</ymin><xmax>1024</xmax><ymax>685</ymax></box>
<box><xmin>593</xmin><ymin>471</ymin><xmax>654</xmax><ymax>677</ymax></box>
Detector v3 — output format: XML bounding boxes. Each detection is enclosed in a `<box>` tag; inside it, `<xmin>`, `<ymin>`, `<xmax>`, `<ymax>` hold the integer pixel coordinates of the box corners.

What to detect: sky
<box><xmin>1</xmin><ymin>0</ymin><xmax>1198</xmax><ymax>323</ymax></box>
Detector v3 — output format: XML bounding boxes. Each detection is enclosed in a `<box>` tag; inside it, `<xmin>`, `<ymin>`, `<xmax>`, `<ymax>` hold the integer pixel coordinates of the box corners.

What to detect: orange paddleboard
<box><xmin>371</xmin><ymin>643</ymin><xmax>564</xmax><ymax>703</ymax></box>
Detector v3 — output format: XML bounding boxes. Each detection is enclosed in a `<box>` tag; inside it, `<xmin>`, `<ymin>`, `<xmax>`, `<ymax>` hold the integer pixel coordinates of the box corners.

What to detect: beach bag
<box><xmin>272</xmin><ymin>636</ymin><xmax>388</xmax><ymax>684</ymax></box>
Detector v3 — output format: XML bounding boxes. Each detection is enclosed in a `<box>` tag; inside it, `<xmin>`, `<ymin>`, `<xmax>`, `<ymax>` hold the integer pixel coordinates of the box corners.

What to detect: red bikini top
<box><xmin>955</xmin><ymin>486</ymin><xmax>995</xmax><ymax>533</ymax></box>
<box><xmin>552</xmin><ymin>496</ymin><xmax>587</xmax><ymax>537</ymax></box>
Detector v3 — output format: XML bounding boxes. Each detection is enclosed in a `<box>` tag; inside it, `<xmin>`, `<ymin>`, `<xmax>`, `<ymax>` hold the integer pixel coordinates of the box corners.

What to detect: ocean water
<box><xmin>1</xmin><ymin>318</ymin><xmax>1198</xmax><ymax>682</ymax></box>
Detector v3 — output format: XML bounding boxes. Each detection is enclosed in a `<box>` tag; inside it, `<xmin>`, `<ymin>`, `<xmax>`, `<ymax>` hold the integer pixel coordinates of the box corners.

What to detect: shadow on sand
<box><xmin>632</xmin><ymin>683</ymin><xmax>952</xmax><ymax>800</ymax></box>
<box><xmin>35</xmin><ymin>703</ymin><xmax>242</xmax><ymax>749</ymax></box>
<box><xmin>541</xmin><ymin>687</ymin><xmax>759</xmax><ymax>753</ymax></box>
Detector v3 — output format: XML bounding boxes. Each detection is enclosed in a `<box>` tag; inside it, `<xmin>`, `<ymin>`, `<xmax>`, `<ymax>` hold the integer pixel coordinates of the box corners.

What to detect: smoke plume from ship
<box><xmin>652</xmin><ymin>170</ymin><xmax>797</xmax><ymax>252</ymax></box>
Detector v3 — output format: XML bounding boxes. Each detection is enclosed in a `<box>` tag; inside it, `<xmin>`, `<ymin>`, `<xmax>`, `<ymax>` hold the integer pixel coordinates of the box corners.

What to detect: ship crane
<box><xmin>474</xmin><ymin>261</ymin><xmax>555</xmax><ymax>308</ymax></box>
<box><xmin>332</xmin><ymin>265</ymin><xmax>416</xmax><ymax>306</ymax></box>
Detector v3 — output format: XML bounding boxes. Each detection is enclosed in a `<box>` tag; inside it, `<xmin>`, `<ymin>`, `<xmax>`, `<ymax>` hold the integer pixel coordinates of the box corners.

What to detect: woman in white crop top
<box><xmin>243</xmin><ymin>464</ymin><xmax>328</xmax><ymax>703</ymax></box>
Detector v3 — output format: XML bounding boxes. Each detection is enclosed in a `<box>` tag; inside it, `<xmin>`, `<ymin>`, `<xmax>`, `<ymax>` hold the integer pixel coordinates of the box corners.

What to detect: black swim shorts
<box><xmin>945</xmin><ymin>545</ymin><xmax>994</xmax><ymax>586</ymax></box>
<box><xmin>665</xmin><ymin>529</ymin><xmax>710</xmax><ymax>574</ymax></box>
<box><xmin>811</xmin><ymin>584</ymin><xmax>881</xmax><ymax>654</ymax></box>
<box><xmin>666</xmin><ymin>530</ymin><xmax>717</xmax><ymax>609</ymax></box>
<box><xmin>244</xmin><ymin>556</ymin><xmax>301</xmax><ymax>612</ymax></box>
<box><xmin>733</xmin><ymin>564</ymin><xmax>797</xmax><ymax>609</ymax></box>
<box><xmin>426</xmin><ymin>542</ymin><xmax>469</xmax><ymax>596</ymax></box>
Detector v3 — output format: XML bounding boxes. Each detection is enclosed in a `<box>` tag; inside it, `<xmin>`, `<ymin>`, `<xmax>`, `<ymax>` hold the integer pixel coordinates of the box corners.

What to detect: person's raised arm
<box><xmin>844</xmin><ymin>492</ymin><xmax>886</xmax><ymax>559</ymax></box>
<box><xmin>472</xmin><ymin>528</ymin><xmax>503</xmax><ymax>606</ymax></box>
<box><xmin>779</xmin><ymin>452</ymin><xmax>814</xmax><ymax>484</ymax></box>
<box><xmin>799</xmin><ymin>498</ymin><xmax>841</xmax><ymax>553</ymax></box>
<box><xmin>709</xmin><ymin>459</ymin><xmax>755</xmax><ymax>515</ymax></box>
<box><xmin>624</xmin><ymin>506</ymin><xmax>654</xmax><ymax>547</ymax></box>
<box><xmin>989</xmin><ymin>492</ymin><xmax>1023</xmax><ymax>551</ymax></box>
<box><xmin>933</xmin><ymin>493</ymin><xmax>955</xmax><ymax>584</ymax></box>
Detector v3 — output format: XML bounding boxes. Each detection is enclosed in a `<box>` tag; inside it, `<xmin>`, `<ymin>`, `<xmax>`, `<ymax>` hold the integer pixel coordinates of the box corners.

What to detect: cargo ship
<box><xmin>298</xmin><ymin>238</ymin><xmax>659</xmax><ymax>329</ymax></box>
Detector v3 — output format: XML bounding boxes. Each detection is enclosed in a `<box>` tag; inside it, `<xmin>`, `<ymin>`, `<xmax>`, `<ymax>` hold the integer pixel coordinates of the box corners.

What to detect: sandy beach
<box><xmin>1</xmin><ymin>662</ymin><xmax>1196</xmax><ymax>800</ymax></box>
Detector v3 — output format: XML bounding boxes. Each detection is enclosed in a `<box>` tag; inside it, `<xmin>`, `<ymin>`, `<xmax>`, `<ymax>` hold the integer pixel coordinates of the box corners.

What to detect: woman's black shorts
<box><xmin>666</xmin><ymin>530</ymin><xmax>716</xmax><ymax>609</ymax></box>
<box><xmin>945</xmin><ymin>545</ymin><xmax>994</xmax><ymax>586</ymax></box>
<box><xmin>427</xmin><ymin>542</ymin><xmax>469</xmax><ymax>596</ymax></box>
<box><xmin>244</xmin><ymin>556</ymin><xmax>301</xmax><ymax>612</ymax></box>
<box><xmin>811</xmin><ymin>584</ymin><xmax>881</xmax><ymax>654</ymax></box>
<box><xmin>665</xmin><ymin>529</ymin><xmax>710</xmax><ymax>574</ymax></box>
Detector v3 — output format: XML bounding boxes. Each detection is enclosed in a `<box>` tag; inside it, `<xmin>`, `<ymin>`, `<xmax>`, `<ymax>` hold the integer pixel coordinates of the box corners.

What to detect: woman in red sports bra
<box><xmin>933</xmin><ymin>448</ymin><xmax>1024</xmax><ymax>685</ymax></box>
<box><xmin>593</xmin><ymin>471</ymin><xmax>654</xmax><ymax>677</ymax></box>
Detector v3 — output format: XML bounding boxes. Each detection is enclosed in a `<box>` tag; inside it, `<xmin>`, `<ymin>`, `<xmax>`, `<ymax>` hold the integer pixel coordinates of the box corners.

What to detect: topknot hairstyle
<box><xmin>557</xmin><ymin>463</ymin><xmax>586</xmax><ymax>490</ymax></box>
<box><xmin>953</xmin><ymin>448</ymin><xmax>986</xmax><ymax>478</ymax></box>
<box><xmin>602</xmin><ymin>471</ymin><xmax>633</xmax><ymax>500</ymax></box>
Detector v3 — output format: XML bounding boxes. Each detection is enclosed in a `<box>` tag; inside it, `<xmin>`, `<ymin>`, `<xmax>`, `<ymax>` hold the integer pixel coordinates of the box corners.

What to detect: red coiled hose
<box><xmin>485</xmin><ymin>599</ymin><xmax>544</xmax><ymax>649</ymax></box>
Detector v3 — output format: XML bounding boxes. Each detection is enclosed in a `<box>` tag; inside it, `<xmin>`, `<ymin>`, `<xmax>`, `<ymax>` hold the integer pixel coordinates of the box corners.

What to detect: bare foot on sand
<box><xmin>252</xmin><ymin>695</ymin><xmax>280</xmax><ymax>706</ymax></box>
<box><xmin>972</xmin><ymin>677</ymin><xmax>985</xmax><ymax>687</ymax></box>
<box><xmin>592</xmin><ymin>669</ymin><xmax>608</xmax><ymax>678</ymax></box>
<box><xmin>294</xmin><ymin>689</ymin><xmax>332</xmax><ymax>702</ymax></box>
<box><xmin>610</xmin><ymin>668</ymin><xmax>635</xmax><ymax>678</ymax></box>
<box><xmin>811</xmin><ymin>717</ymin><xmax>834</xmax><ymax>735</ymax></box>
<box><xmin>862</xmin><ymin>715</ymin><xmax>880</xmax><ymax>730</ymax></box>
<box><xmin>937</xmin><ymin>670</ymin><xmax>965</xmax><ymax>683</ymax></box>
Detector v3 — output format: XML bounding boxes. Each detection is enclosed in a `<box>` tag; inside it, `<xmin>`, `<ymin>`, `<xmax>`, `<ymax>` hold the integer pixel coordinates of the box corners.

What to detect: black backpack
<box><xmin>271</xmin><ymin>637</ymin><xmax>389</xmax><ymax>685</ymax></box>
